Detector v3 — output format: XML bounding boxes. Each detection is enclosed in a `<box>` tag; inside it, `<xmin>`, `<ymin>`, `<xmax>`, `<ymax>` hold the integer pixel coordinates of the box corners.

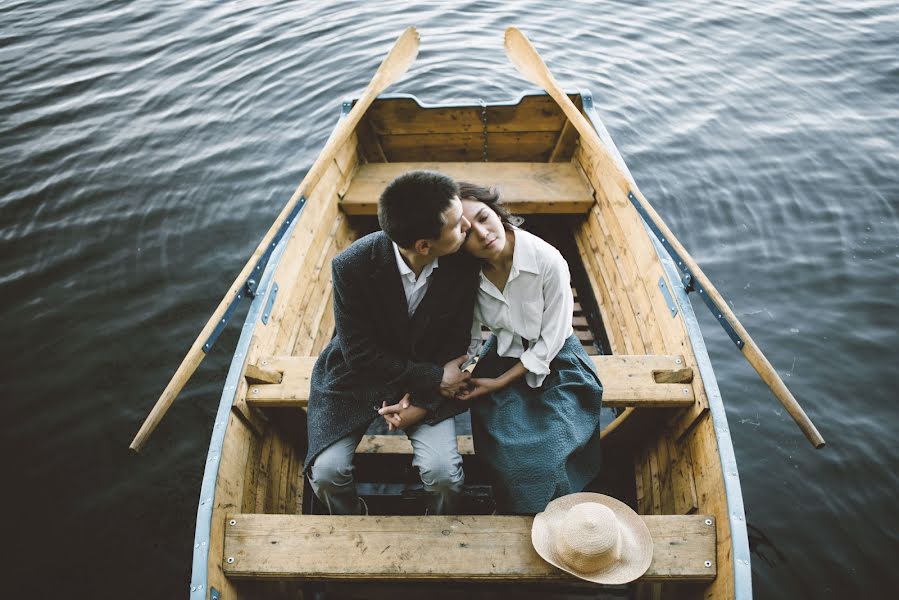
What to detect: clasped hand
<box><xmin>378</xmin><ymin>356</ymin><xmax>473</xmax><ymax>431</ymax></box>
<box><xmin>455</xmin><ymin>377</ymin><xmax>503</xmax><ymax>401</ymax></box>
<box><xmin>378</xmin><ymin>394</ymin><xmax>426</xmax><ymax>431</ymax></box>
<box><xmin>440</xmin><ymin>354</ymin><xmax>471</xmax><ymax>398</ymax></box>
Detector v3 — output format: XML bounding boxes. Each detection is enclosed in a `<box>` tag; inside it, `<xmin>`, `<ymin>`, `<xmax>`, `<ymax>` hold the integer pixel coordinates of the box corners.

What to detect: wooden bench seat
<box><xmin>222</xmin><ymin>513</ymin><xmax>715</xmax><ymax>582</ymax></box>
<box><xmin>340</xmin><ymin>162</ymin><xmax>594</xmax><ymax>215</ymax></box>
<box><xmin>356</xmin><ymin>434</ymin><xmax>475</xmax><ymax>455</ymax></box>
<box><xmin>245</xmin><ymin>354</ymin><xmax>694</xmax><ymax>410</ymax></box>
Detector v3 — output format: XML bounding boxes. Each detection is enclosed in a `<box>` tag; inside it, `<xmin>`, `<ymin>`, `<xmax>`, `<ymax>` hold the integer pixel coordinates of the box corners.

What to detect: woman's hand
<box><xmin>456</xmin><ymin>377</ymin><xmax>504</xmax><ymax>401</ymax></box>
<box><xmin>455</xmin><ymin>362</ymin><xmax>528</xmax><ymax>401</ymax></box>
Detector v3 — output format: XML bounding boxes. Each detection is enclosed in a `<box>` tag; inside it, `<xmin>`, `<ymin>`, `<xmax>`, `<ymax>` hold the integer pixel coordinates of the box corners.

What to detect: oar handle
<box><xmin>742</xmin><ymin>341</ymin><xmax>825</xmax><ymax>448</ymax></box>
<box><xmin>130</xmin><ymin>343</ymin><xmax>206</xmax><ymax>451</ymax></box>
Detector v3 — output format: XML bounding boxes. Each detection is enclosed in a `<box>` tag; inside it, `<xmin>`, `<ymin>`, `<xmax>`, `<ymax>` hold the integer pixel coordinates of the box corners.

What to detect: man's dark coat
<box><xmin>304</xmin><ymin>231</ymin><xmax>479</xmax><ymax>469</ymax></box>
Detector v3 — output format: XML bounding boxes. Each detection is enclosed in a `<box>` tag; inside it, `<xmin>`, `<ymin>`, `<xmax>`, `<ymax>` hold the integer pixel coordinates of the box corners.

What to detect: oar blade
<box><xmin>369</xmin><ymin>26</ymin><xmax>420</xmax><ymax>95</ymax></box>
<box><xmin>503</xmin><ymin>27</ymin><xmax>553</xmax><ymax>89</ymax></box>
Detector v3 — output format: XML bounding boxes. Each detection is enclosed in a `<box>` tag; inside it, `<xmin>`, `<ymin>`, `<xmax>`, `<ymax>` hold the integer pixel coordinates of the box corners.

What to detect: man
<box><xmin>305</xmin><ymin>170</ymin><xmax>480</xmax><ymax>516</ymax></box>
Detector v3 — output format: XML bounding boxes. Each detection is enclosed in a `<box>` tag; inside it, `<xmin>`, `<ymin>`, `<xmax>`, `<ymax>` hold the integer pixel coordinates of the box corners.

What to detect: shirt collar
<box><xmin>477</xmin><ymin>229</ymin><xmax>539</xmax><ymax>299</ymax></box>
<box><xmin>510</xmin><ymin>228</ymin><xmax>540</xmax><ymax>276</ymax></box>
<box><xmin>392</xmin><ymin>241</ymin><xmax>438</xmax><ymax>280</ymax></box>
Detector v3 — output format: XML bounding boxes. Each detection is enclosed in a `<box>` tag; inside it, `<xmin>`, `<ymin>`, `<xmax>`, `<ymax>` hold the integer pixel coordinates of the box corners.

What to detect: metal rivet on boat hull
<box><xmin>229</xmin><ymin>519</ymin><xmax>236</xmax><ymax>526</ymax></box>
<box><xmin>705</xmin><ymin>561</ymin><xmax>712</xmax><ymax>568</ymax></box>
<box><xmin>705</xmin><ymin>518</ymin><xmax>713</xmax><ymax>526</ymax></box>
<box><xmin>227</xmin><ymin>557</ymin><xmax>235</xmax><ymax>564</ymax></box>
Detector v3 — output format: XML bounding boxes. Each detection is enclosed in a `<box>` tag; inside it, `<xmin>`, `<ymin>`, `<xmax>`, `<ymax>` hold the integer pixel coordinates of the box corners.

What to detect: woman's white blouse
<box><xmin>467</xmin><ymin>229</ymin><xmax>574</xmax><ymax>388</ymax></box>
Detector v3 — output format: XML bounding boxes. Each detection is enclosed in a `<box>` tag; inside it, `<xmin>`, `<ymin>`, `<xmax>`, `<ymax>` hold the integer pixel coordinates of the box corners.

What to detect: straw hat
<box><xmin>531</xmin><ymin>492</ymin><xmax>653</xmax><ymax>584</ymax></box>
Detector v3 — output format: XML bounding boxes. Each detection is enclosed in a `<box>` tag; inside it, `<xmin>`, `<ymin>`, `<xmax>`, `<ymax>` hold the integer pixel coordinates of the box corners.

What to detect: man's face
<box><xmin>425</xmin><ymin>196</ymin><xmax>471</xmax><ymax>257</ymax></box>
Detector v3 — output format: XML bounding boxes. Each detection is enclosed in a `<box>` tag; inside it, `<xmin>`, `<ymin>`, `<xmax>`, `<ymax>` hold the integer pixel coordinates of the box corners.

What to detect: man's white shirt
<box><xmin>392</xmin><ymin>241</ymin><xmax>439</xmax><ymax>317</ymax></box>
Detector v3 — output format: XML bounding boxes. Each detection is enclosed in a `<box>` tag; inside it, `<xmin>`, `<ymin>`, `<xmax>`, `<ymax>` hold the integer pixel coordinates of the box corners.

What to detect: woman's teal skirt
<box><xmin>470</xmin><ymin>334</ymin><xmax>604</xmax><ymax>514</ymax></box>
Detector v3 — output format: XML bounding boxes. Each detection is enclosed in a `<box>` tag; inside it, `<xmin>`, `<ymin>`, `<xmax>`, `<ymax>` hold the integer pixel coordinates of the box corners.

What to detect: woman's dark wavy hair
<box><xmin>457</xmin><ymin>181</ymin><xmax>523</xmax><ymax>229</ymax></box>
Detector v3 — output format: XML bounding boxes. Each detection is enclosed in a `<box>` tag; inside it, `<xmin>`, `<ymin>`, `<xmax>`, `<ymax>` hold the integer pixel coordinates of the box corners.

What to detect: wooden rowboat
<box><xmin>183</xmin><ymin>86</ymin><xmax>752</xmax><ymax>600</ymax></box>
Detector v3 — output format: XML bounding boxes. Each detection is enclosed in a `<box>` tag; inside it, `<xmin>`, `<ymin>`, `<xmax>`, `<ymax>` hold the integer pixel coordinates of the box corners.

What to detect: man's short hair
<box><xmin>378</xmin><ymin>171</ymin><xmax>459</xmax><ymax>249</ymax></box>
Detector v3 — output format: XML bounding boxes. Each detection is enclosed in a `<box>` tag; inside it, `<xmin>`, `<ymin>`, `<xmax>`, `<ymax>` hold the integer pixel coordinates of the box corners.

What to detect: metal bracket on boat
<box><xmin>202</xmin><ymin>197</ymin><xmax>307</xmax><ymax>353</ymax></box>
<box><xmin>244</xmin><ymin>278</ymin><xmax>259</xmax><ymax>298</ymax></box>
<box><xmin>209</xmin><ymin>588</ymin><xmax>220</xmax><ymax>600</ymax></box>
<box><xmin>658</xmin><ymin>277</ymin><xmax>678</xmax><ymax>317</ymax></box>
<box><xmin>681</xmin><ymin>273</ymin><xmax>696</xmax><ymax>293</ymax></box>
<box><xmin>261</xmin><ymin>282</ymin><xmax>279</xmax><ymax>325</ymax></box>
<box><xmin>629</xmin><ymin>191</ymin><xmax>744</xmax><ymax>350</ymax></box>
<box><xmin>342</xmin><ymin>100</ymin><xmax>354</xmax><ymax>116</ymax></box>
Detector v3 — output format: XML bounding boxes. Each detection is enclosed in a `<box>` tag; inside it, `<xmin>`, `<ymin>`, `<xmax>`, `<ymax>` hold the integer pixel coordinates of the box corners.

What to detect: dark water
<box><xmin>2</xmin><ymin>1</ymin><xmax>897</xmax><ymax>597</ymax></box>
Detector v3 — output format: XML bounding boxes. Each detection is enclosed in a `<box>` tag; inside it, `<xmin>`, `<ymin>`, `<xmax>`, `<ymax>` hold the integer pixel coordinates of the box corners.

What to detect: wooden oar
<box><xmin>129</xmin><ymin>27</ymin><xmax>421</xmax><ymax>452</ymax></box>
<box><xmin>504</xmin><ymin>27</ymin><xmax>825</xmax><ymax>449</ymax></box>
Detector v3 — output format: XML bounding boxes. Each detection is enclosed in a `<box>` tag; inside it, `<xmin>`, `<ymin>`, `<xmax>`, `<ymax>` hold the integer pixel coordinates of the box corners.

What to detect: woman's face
<box><xmin>462</xmin><ymin>199</ymin><xmax>506</xmax><ymax>259</ymax></box>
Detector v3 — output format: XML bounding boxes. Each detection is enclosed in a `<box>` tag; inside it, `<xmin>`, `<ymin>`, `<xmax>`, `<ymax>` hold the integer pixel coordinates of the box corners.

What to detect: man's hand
<box><xmin>379</xmin><ymin>394</ymin><xmax>427</xmax><ymax>431</ymax></box>
<box><xmin>456</xmin><ymin>377</ymin><xmax>504</xmax><ymax>401</ymax></box>
<box><xmin>440</xmin><ymin>354</ymin><xmax>472</xmax><ymax>398</ymax></box>
<box><xmin>381</xmin><ymin>398</ymin><xmax>406</xmax><ymax>432</ymax></box>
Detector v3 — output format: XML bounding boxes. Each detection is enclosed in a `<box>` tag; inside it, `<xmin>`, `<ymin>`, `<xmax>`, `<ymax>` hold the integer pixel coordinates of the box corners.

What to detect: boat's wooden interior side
<box><xmin>205</xmin><ymin>94</ymin><xmax>733</xmax><ymax>599</ymax></box>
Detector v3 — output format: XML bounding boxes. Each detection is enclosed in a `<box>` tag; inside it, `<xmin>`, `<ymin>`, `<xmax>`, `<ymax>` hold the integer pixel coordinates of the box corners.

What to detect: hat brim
<box><xmin>531</xmin><ymin>492</ymin><xmax>653</xmax><ymax>585</ymax></box>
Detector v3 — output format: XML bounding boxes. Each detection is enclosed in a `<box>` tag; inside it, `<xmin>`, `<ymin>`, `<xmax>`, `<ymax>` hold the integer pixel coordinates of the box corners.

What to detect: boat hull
<box><xmin>189</xmin><ymin>91</ymin><xmax>749</xmax><ymax>599</ymax></box>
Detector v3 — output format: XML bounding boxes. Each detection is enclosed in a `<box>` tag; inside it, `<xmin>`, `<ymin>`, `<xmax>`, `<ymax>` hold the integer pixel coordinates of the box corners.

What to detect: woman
<box><xmin>456</xmin><ymin>182</ymin><xmax>604</xmax><ymax>514</ymax></box>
